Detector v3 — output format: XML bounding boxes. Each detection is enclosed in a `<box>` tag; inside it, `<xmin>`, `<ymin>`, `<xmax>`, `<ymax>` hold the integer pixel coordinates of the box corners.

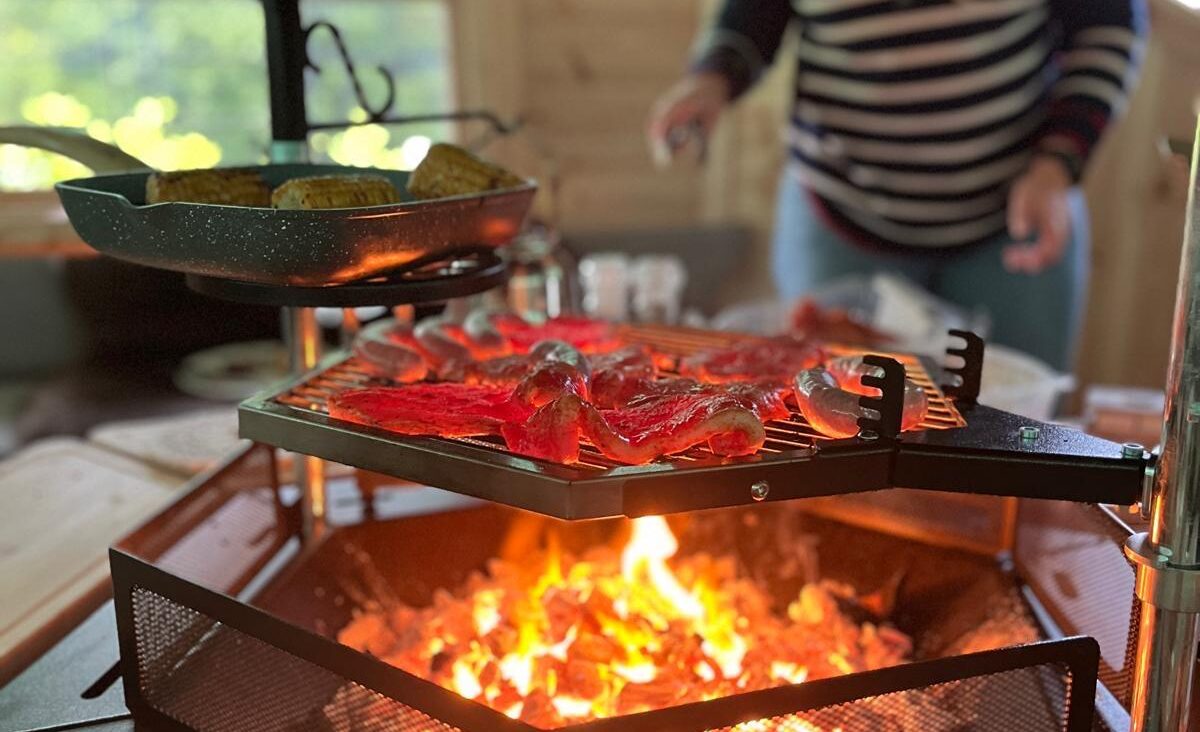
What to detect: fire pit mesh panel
<box><xmin>707</xmin><ymin>663</ymin><xmax>1073</xmax><ymax>731</ymax></box>
<box><xmin>1015</xmin><ymin>501</ymin><xmax>1136</xmax><ymax>706</ymax></box>
<box><xmin>268</xmin><ymin>326</ymin><xmax>963</xmax><ymax>472</ymax></box>
<box><xmin>130</xmin><ymin>586</ymin><xmax>460</xmax><ymax>732</ymax></box>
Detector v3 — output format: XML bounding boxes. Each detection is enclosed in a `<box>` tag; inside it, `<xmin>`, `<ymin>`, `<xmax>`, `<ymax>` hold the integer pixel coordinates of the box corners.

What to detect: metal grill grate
<box><xmin>131</xmin><ymin>586</ymin><xmax>460</xmax><ymax>732</ymax></box>
<box><xmin>267</xmin><ymin>326</ymin><xmax>963</xmax><ymax>472</ymax></box>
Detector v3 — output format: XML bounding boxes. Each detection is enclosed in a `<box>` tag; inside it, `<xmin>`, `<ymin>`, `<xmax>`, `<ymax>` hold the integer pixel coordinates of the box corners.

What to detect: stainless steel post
<box><xmin>287</xmin><ymin>306</ymin><xmax>327</xmax><ymax>541</ymax></box>
<box><xmin>1128</xmin><ymin>119</ymin><xmax>1200</xmax><ymax>732</ymax></box>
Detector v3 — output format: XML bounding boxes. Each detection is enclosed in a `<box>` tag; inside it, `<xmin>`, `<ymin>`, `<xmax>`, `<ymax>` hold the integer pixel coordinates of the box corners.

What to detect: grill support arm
<box><xmin>1128</xmin><ymin>118</ymin><xmax>1200</xmax><ymax>732</ymax></box>
<box><xmin>263</xmin><ymin>0</ymin><xmax>327</xmax><ymax>540</ymax></box>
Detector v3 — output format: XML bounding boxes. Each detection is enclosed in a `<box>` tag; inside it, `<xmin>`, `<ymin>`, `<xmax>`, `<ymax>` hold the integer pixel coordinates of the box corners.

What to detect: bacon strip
<box><xmin>586</xmin><ymin>393</ymin><xmax>765</xmax><ymax>463</ymax></box>
<box><xmin>330</xmin><ymin>382</ymin><xmax>765</xmax><ymax>466</ymax></box>
<box><xmin>494</xmin><ymin>315</ymin><xmax>622</xmax><ymax>354</ymax></box>
<box><xmin>329</xmin><ymin>384</ymin><xmax>531</xmax><ymax>438</ymax></box>
<box><xmin>680</xmin><ymin>336</ymin><xmax>825</xmax><ymax>385</ymax></box>
<box><xmin>503</xmin><ymin>393</ymin><xmax>765</xmax><ymax>465</ymax></box>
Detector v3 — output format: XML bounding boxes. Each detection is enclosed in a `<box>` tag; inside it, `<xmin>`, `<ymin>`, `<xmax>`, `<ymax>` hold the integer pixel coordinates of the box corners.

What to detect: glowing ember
<box><xmin>336</xmin><ymin>517</ymin><xmax>912</xmax><ymax>728</ymax></box>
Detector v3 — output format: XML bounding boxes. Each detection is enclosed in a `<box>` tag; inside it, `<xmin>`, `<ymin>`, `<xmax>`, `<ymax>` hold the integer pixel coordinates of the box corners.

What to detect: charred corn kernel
<box><xmin>270</xmin><ymin>174</ymin><xmax>400</xmax><ymax>210</ymax></box>
<box><xmin>145</xmin><ymin>169</ymin><xmax>271</xmax><ymax>206</ymax></box>
<box><xmin>407</xmin><ymin>143</ymin><xmax>524</xmax><ymax>200</ymax></box>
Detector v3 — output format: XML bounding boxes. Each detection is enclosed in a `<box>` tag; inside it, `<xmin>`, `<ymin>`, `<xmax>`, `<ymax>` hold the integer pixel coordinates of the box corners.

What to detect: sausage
<box><xmin>793</xmin><ymin>357</ymin><xmax>929</xmax><ymax>438</ymax></box>
<box><xmin>351</xmin><ymin>319</ymin><xmax>428</xmax><ymax>382</ymax></box>
<box><xmin>825</xmin><ymin>356</ymin><xmax>929</xmax><ymax>431</ymax></box>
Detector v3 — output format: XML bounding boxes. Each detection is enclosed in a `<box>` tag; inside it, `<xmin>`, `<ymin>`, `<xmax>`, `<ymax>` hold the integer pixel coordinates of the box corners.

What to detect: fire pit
<box><xmin>110</xmin><ymin>453</ymin><xmax>1104</xmax><ymax>732</ymax></box>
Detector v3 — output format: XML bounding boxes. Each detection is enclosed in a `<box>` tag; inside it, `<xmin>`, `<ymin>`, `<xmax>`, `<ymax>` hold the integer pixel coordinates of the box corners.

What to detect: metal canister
<box><xmin>504</xmin><ymin>225</ymin><xmax>574</xmax><ymax>321</ymax></box>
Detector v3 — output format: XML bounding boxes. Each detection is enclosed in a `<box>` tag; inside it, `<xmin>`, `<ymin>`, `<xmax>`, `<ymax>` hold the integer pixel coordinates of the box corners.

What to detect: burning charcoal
<box><xmin>484</xmin><ymin>624</ymin><xmax>519</xmax><ymax>657</ymax></box>
<box><xmin>543</xmin><ymin>587</ymin><xmax>581</xmax><ymax>643</ymax></box>
<box><xmin>331</xmin><ymin>515</ymin><xmax>915</xmax><ymax>726</ymax></box>
<box><xmin>789</xmin><ymin>584</ymin><xmax>835</xmax><ymax>625</ymax></box>
<box><xmin>491</xmin><ymin>682</ymin><xmax>523</xmax><ymax>715</ymax></box>
<box><xmin>563</xmin><ymin>658</ymin><xmax>605</xmax><ymax>700</ymax></box>
<box><xmin>616</xmin><ymin>677</ymin><xmax>688</xmax><ymax>715</ymax></box>
<box><xmin>336</xmin><ymin>614</ymin><xmax>395</xmax><ymax>657</ymax></box>
<box><xmin>520</xmin><ymin>690</ymin><xmax>565</xmax><ymax>728</ymax></box>
<box><xmin>570</xmin><ymin>632</ymin><xmax>620</xmax><ymax>665</ymax></box>
<box><xmin>386</xmin><ymin>605</ymin><xmax>418</xmax><ymax>635</ymax></box>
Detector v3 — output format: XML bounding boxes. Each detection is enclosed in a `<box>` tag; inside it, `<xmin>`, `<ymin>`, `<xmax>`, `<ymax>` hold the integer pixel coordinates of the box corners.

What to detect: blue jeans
<box><xmin>771</xmin><ymin>172</ymin><xmax>1090</xmax><ymax>372</ymax></box>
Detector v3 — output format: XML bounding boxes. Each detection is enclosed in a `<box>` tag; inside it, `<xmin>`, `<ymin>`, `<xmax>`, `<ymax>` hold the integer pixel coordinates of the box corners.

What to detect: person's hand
<box><xmin>646</xmin><ymin>72</ymin><xmax>731</xmax><ymax>166</ymax></box>
<box><xmin>1004</xmin><ymin>155</ymin><xmax>1074</xmax><ymax>274</ymax></box>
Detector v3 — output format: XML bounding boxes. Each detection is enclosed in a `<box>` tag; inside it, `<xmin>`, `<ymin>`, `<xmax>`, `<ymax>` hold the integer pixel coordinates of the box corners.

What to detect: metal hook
<box><xmin>304</xmin><ymin>20</ymin><xmax>396</xmax><ymax>122</ymax></box>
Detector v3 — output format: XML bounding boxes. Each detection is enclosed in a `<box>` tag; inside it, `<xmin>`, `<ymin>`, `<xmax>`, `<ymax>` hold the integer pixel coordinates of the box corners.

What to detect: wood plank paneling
<box><xmin>1075</xmin><ymin>0</ymin><xmax>1200</xmax><ymax>393</ymax></box>
<box><xmin>450</xmin><ymin>0</ymin><xmax>702</xmax><ymax>230</ymax></box>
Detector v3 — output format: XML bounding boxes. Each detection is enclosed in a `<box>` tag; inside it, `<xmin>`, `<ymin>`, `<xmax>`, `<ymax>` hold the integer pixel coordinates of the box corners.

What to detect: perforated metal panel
<box><xmin>706</xmin><ymin>664</ymin><xmax>1073</xmax><ymax>731</ymax></box>
<box><xmin>1015</xmin><ymin>501</ymin><xmax>1137</xmax><ymax>706</ymax></box>
<box><xmin>131</xmin><ymin>587</ymin><xmax>459</xmax><ymax>732</ymax></box>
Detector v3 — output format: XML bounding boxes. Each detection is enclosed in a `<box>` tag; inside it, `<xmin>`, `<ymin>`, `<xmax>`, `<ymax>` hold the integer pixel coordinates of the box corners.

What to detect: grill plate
<box><xmin>239</xmin><ymin>326</ymin><xmax>1143</xmax><ymax>519</ymax></box>
<box><xmin>241</xmin><ymin>327</ymin><xmax>960</xmax><ymax>519</ymax></box>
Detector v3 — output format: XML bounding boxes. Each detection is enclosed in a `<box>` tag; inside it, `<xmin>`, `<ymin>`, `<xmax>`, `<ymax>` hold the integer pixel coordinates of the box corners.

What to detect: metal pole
<box><xmin>262</xmin><ymin>0</ymin><xmax>308</xmax><ymax>146</ymax></box>
<box><xmin>1127</xmin><ymin>118</ymin><xmax>1200</xmax><ymax>732</ymax></box>
<box><xmin>262</xmin><ymin>0</ymin><xmax>327</xmax><ymax>540</ymax></box>
<box><xmin>287</xmin><ymin>307</ymin><xmax>326</xmax><ymax>540</ymax></box>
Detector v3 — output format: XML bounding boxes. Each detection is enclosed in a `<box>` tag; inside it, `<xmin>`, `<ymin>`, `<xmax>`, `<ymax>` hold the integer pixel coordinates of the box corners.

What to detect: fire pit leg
<box><xmin>287</xmin><ymin>306</ymin><xmax>327</xmax><ymax>541</ymax></box>
<box><xmin>1127</xmin><ymin>120</ymin><xmax>1200</xmax><ymax>732</ymax></box>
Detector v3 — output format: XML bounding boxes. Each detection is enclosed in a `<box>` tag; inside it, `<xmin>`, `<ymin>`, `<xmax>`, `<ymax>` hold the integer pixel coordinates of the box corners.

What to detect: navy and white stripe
<box><xmin>694</xmin><ymin>0</ymin><xmax>1147</xmax><ymax>250</ymax></box>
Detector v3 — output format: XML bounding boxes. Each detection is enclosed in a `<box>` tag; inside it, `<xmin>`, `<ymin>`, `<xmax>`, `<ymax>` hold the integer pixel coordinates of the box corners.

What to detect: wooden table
<box><xmin>0</xmin><ymin>437</ymin><xmax>186</xmax><ymax>684</ymax></box>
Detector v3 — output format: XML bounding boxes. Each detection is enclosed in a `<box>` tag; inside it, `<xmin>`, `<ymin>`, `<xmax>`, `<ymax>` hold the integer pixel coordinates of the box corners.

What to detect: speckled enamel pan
<box><xmin>55</xmin><ymin>164</ymin><xmax>536</xmax><ymax>286</ymax></box>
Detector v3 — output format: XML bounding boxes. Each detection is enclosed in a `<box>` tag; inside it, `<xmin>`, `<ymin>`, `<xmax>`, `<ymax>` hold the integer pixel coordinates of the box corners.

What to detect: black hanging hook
<box><xmin>304</xmin><ymin>20</ymin><xmax>397</xmax><ymax>123</ymax></box>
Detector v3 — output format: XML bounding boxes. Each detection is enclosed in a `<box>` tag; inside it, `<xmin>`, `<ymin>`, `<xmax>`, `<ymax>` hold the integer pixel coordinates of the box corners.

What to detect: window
<box><xmin>0</xmin><ymin>0</ymin><xmax>454</xmax><ymax>191</ymax></box>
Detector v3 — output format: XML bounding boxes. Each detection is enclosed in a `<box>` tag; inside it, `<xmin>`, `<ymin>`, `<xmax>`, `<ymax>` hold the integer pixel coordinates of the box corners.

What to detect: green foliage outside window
<box><xmin>0</xmin><ymin>0</ymin><xmax>453</xmax><ymax>191</ymax></box>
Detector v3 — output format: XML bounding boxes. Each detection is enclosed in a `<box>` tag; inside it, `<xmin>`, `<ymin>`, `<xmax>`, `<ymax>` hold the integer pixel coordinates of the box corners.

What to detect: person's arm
<box><xmin>647</xmin><ymin>0</ymin><xmax>793</xmax><ymax>160</ymax></box>
<box><xmin>1035</xmin><ymin>0</ymin><xmax>1149</xmax><ymax>181</ymax></box>
<box><xmin>1005</xmin><ymin>0</ymin><xmax>1148</xmax><ymax>274</ymax></box>
<box><xmin>690</xmin><ymin>0</ymin><xmax>795</xmax><ymax>101</ymax></box>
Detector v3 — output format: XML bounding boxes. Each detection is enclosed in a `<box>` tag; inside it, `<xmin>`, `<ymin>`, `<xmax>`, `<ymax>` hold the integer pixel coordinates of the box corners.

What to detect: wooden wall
<box><xmin>450</xmin><ymin>0</ymin><xmax>707</xmax><ymax>230</ymax></box>
<box><xmin>1074</xmin><ymin>0</ymin><xmax>1200</xmax><ymax>391</ymax></box>
<box><xmin>450</xmin><ymin>0</ymin><xmax>1200</xmax><ymax>392</ymax></box>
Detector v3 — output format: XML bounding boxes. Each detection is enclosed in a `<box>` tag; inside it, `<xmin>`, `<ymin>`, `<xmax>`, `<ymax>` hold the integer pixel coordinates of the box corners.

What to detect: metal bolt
<box><xmin>858</xmin><ymin>429</ymin><xmax>879</xmax><ymax>441</ymax></box>
<box><xmin>750</xmin><ymin>481</ymin><xmax>770</xmax><ymax>502</ymax></box>
<box><xmin>1019</xmin><ymin>425</ymin><xmax>1040</xmax><ymax>441</ymax></box>
<box><xmin>1123</xmin><ymin>442</ymin><xmax>1146</xmax><ymax>459</ymax></box>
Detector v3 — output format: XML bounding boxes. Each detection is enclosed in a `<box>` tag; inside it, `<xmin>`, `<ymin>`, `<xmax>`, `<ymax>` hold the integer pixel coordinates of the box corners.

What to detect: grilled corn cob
<box><xmin>146</xmin><ymin>169</ymin><xmax>270</xmax><ymax>206</ymax></box>
<box><xmin>270</xmin><ymin>175</ymin><xmax>400</xmax><ymax>210</ymax></box>
<box><xmin>407</xmin><ymin>143</ymin><xmax>524</xmax><ymax>200</ymax></box>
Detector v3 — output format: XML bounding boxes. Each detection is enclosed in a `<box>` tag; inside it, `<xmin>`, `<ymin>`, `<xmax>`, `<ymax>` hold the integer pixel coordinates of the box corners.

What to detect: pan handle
<box><xmin>0</xmin><ymin>125</ymin><xmax>149</xmax><ymax>174</ymax></box>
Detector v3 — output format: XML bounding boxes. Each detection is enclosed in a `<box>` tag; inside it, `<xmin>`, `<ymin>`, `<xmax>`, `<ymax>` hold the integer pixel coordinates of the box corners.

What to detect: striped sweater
<box><xmin>694</xmin><ymin>0</ymin><xmax>1148</xmax><ymax>250</ymax></box>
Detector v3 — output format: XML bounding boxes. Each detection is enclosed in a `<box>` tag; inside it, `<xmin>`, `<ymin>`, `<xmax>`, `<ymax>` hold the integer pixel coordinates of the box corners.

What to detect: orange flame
<box><xmin>339</xmin><ymin>515</ymin><xmax>912</xmax><ymax>729</ymax></box>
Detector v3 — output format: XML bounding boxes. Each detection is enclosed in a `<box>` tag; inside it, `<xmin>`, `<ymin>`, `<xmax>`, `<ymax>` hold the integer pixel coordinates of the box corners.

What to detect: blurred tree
<box><xmin>0</xmin><ymin>0</ymin><xmax>453</xmax><ymax>190</ymax></box>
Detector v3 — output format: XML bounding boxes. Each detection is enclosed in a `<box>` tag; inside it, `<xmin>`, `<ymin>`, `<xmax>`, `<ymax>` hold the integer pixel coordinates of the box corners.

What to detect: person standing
<box><xmin>649</xmin><ymin>0</ymin><xmax>1147</xmax><ymax>370</ymax></box>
